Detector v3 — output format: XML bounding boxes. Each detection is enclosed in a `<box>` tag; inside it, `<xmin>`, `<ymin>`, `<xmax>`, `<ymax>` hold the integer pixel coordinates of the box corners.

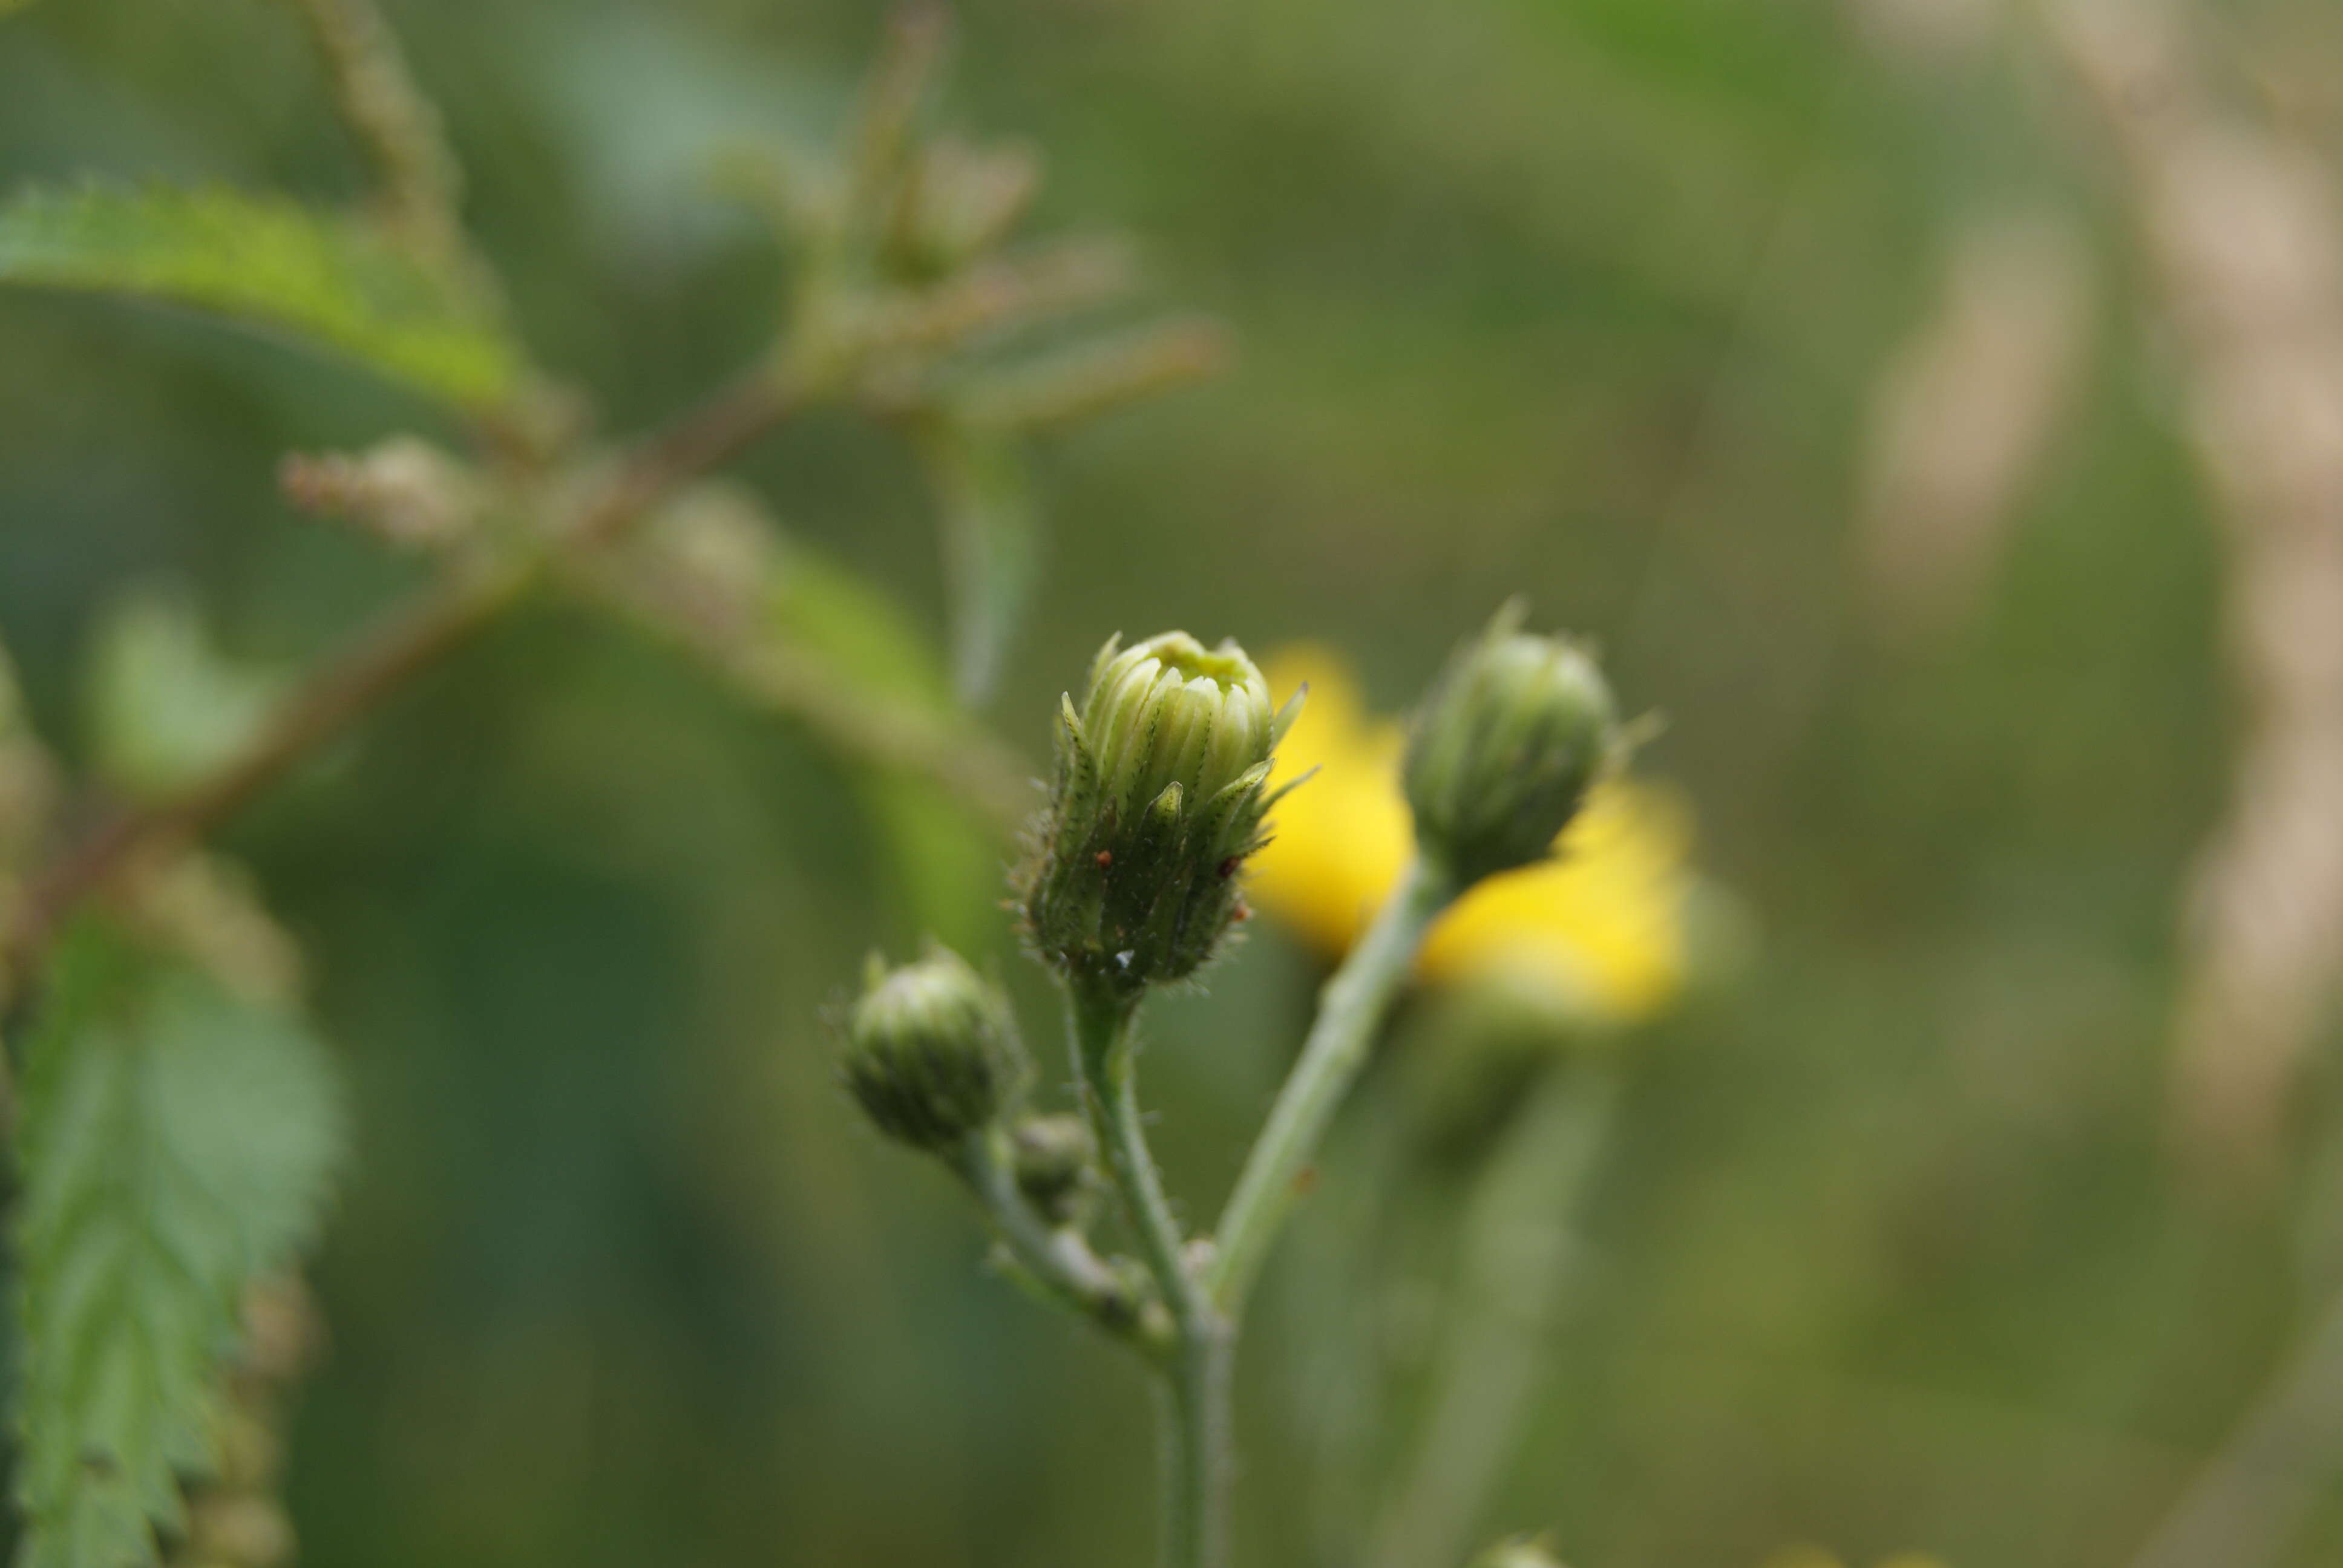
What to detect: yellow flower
<box><xmin>1248</xmin><ymin>644</ymin><xmax>1696</xmax><ymax>1024</ymax></box>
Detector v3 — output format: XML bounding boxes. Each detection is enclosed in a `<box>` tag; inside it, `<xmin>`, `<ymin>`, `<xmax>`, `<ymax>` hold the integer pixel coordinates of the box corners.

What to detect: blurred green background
<box><xmin>5</xmin><ymin>0</ymin><xmax>2342</xmax><ymax>1564</ymax></box>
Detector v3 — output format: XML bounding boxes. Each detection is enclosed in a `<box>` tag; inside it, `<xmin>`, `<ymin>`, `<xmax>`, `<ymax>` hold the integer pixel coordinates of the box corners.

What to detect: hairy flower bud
<box><xmin>1010</xmin><ymin>1114</ymin><xmax>1098</xmax><ymax>1226</ymax></box>
<box><xmin>841</xmin><ymin>947</ymin><xmax>1025</xmax><ymax>1152</ymax></box>
<box><xmin>1405</xmin><ymin>603</ymin><xmax>1617</xmax><ymax>886</ymax></box>
<box><xmin>1019</xmin><ymin>631</ymin><xmax>1302</xmax><ymax>992</ymax></box>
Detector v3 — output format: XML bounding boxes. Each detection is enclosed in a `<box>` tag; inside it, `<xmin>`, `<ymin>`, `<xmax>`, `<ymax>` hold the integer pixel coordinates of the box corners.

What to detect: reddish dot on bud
<box><xmin>1095</xmin><ymin>851</ymin><xmax>1114</xmax><ymax>869</ymax></box>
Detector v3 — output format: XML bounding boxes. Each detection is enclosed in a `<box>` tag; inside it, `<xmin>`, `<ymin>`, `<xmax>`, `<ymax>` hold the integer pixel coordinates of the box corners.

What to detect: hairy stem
<box><xmin>958</xmin><ymin>1126</ymin><xmax>1173</xmax><ymax>1359</ymax></box>
<box><xmin>1158</xmin><ymin>1325</ymin><xmax>1232</xmax><ymax>1568</ymax></box>
<box><xmin>281</xmin><ymin>0</ymin><xmax>471</xmax><ymax>272</ymax></box>
<box><xmin>1067</xmin><ymin>979</ymin><xmax>1229</xmax><ymax>1568</ymax></box>
<box><xmin>1208</xmin><ymin>856</ymin><xmax>1457</xmax><ymax>1310</ymax></box>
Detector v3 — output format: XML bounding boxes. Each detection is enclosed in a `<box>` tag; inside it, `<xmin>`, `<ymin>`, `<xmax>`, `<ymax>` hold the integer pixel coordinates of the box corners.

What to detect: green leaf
<box><xmin>912</xmin><ymin>419</ymin><xmax>1038</xmax><ymax>709</ymax></box>
<box><xmin>765</xmin><ymin>532</ymin><xmax>948</xmax><ymax>707</ymax></box>
<box><xmin>0</xmin><ymin>182</ymin><xmax>521</xmax><ymax>408</ymax></box>
<box><xmin>762</xmin><ymin>536</ymin><xmax>1003</xmax><ymax>949</ymax></box>
<box><xmin>11</xmin><ymin>927</ymin><xmax>349</xmax><ymax>1568</ymax></box>
<box><xmin>82</xmin><ymin>589</ymin><xmax>287</xmax><ymax>803</ymax></box>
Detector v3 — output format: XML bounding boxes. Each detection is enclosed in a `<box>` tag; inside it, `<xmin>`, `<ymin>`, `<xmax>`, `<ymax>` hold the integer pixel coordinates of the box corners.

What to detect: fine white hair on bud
<box><xmin>1019</xmin><ymin>631</ymin><xmax>1302</xmax><ymax>994</ymax></box>
<box><xmin>1404</xmin><ymin>602</ymin><xmax>1619</xmax><ymax>887</ymax></box>
<box><xmin>840</xmin><ymin>946</ymin><xmax>1027</xmax><ymax>1152</ymax></box>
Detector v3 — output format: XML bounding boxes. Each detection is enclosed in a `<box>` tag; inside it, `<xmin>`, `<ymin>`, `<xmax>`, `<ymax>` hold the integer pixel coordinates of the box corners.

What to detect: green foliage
<box><xmin>82</xmin><ymin>590</ymin><xmax>287</xmax><ymax>803</ymax></box>
<box><xmin>914</xmin><ymin>417</ymin><xmax>1038</xmax><ymax>710</ymax></box>
<box><xmin>0</xmin><ymin>183</ymin><xmax>520</xmax><ymax>409</ymax></box>
<box><xmin>766</xmin><ymin>529</ymin><xmax>1003</xmax><ymax>950</ymax></box>
<box><xmin>11</xmin><ymin>927</ymin><xmax>349</xmax><ymax>1568</ymax></box>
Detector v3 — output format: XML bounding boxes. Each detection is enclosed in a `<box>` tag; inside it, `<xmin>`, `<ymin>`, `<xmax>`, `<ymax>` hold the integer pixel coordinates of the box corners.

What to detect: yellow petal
<box><xmin>1249</xmin><ymin>644</ymin><xmax>1697</xmax><ymax>1024</ymax></box>
<box><xmin>1250</xmin><ymin>648</ymin><xmax>1413</xmax><ymax>956</ymax></box>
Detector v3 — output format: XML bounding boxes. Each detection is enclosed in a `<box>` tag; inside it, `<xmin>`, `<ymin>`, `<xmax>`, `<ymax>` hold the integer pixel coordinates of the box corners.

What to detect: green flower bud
<box><xmin>1405</xmin><ymin>603</ymin><xmax>1617</xmax><ymax>886</ymax></box>
<box><xmin>841</xmin><ymin>947</ymin><xmax>1026</xmax><ymax>1152</ymax></box>
<box><xmin>1010</xmin><ymin>1114</ymin><xmax>1098</xmax><ymax>1226</ymax></box>
<box><xmin>1019</xmin><ymin>631</ymin><xmax>1303</xmax><ymax>993</ymax></box>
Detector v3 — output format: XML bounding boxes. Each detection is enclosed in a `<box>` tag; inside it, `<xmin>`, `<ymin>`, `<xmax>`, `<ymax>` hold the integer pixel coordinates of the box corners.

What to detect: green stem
<box><xmin>1067</xmin><ymin>979</ymin><xmax>1229</xmax><ymax>1568</ymax></box>
<box><xmin>1369</xmin><ymin>1067</ymin><xmax>1617</xmax><ymax>1568</ymax></box>
<box><xmin>1159</xmin><ymin>1325</ymin><xmax>1231</xmax><ymax>1568</ymax></box>
<box><xmin>1207</xmin><ymin>856</ymin><xmax>1457</xmax><ymax>1311</ymax></box>
<box><xmin>958</xmin><ymin>1126</ymin><xmax>1173</xmax><ymax>1360</ymax></box>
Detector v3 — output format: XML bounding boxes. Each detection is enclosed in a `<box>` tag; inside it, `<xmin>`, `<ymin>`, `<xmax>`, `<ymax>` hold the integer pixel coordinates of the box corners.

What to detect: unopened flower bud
<box><xmin>1019</xmin><ymin>632</ymin><xmax>1302</xmax><ymax>992</ymax></box>
<box><xmin>1470</xmin><ymin>1537</ymin><xmax>1567</xmax><ymax>1568</ymax></box>
<box><xmin>1405</xmin><ymin>604</ymin><xmax>1617</xmax><ymax>886</ymax></box>
<box><xmin>1010</xmin><ymin>1114</ymin><xmax>1098</xmax><ymax>1226</ymax></box>
<box><xmin>841</xmin><ymin>947</ymin><xmax>1025</xmax><ymax>1152</ymax></box>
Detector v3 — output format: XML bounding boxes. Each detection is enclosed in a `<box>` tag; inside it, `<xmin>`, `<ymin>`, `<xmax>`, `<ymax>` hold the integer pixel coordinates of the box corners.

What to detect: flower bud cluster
<box><xmin>1018</xmin><ymin>632</ymin><xmax>1301</xmax><ymax>994</ymax></box>
<box><xmin>1404</xmin><ymin>603</ymin><xmax>1618</xmax><ymax>886</ymax></box>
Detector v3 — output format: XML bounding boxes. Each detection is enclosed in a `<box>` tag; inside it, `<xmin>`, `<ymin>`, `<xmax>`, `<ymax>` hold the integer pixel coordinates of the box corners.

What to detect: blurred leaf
<box><xmin>11</xmin><ymin>926</ymin><xmax>347</xmax><ymax>1568</ymax></box>
<box><xmin>0</xmin><ymin>183</ymin><xmax>522</xmax><ymax>408</ymax></box>
<box><xmin>912</xmin><ymin>418</ymin><xmax>1038</xmax><ymax>710</ymax></box>
<box><xmin>951</xmin><ymin>319</ymin><xmax>1230</xmax><ymax>431</ymax></box>
<box><xmin>0</xmin><ymin>638</ymin><xmax>55</xmax><ymax>887</ymax></box>
<box><xmin>765</xmin><ymin>532</ymin><xmax>1006</xmax><ymax>947</ymax></box>
<box><xmin>83</xmin><ymin>589</ymin><xmax>287</xmax><ymax>803</ymax></box>
<box><xmin>765</xmin><ymin>531</ymin><xmax>947</xmax><ymax>707</ymax></box>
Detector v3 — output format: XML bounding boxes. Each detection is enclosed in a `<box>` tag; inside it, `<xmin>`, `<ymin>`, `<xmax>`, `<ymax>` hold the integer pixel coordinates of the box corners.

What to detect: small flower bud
<box><xmin>1019</xmin><ymin>631</ymin><xmax>1302</xmax><ymax>992</ymax></box>
<box><xmin>1405</xmin><ymin>603</ymin><xmax>1617</xmax><ymax>886</ymax></box>
<box><xmin>1470</xmin><ymin>1537</ymin><xmax>1567</xmax><ymax>1568</ymax></box>
<box><xmin>1010</xmin><ymin>1114</ymin><xmax>1098</xmax><ymax>1226</ymax></box>
<box><xmin>841</xmin><ymin>947</ymin><xmax>1025</xmax><ymax>1152</ymax></box>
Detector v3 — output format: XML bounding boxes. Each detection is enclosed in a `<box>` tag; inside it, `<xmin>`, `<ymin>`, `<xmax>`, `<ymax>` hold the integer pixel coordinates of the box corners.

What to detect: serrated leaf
<box><xmin>12</xmin><ymin>927</ymin><xmax>349</xmax><ymax>1568</ymax></box>
<box><xmin>912</xmin><ymin>418</ymin><xmax>1037</xmax><ymax>709</ymax></box>
<box><xmin>83</xmin><ymin>589</ymin><xmax>287</xmax><ymax>803</ymax></box>
<box><xmin>0</xmin><ymin>182</ymin><xmax>521</xmax><ymax>408</ymax></box>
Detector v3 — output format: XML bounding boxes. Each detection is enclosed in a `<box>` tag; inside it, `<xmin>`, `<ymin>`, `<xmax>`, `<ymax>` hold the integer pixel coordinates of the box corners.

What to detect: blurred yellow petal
<box><xmin>1249</xmin><ymin>644</ymin><xmax>1696</xmax><ymax>1025</ymax></box>
<box><xmin>1421</xmin><ymin>781</ymin><xmax>1693</xmax><ymax>1021</ymax></box>
<box><xmin>1250</xmin><ymin>646</ymin><xmax>1412</xmax><ymax>958</ymax></box>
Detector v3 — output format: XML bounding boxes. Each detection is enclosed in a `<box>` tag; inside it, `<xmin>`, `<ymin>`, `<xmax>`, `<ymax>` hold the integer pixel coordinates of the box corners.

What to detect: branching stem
<box><xmin>958</xmin><ymin>1125</ymin><xmax>1173</xmax><ymax>1359</ymax></box>
<box><xmin>0</xmin><ymin>370</ymin><xmax>805</xmax><ymax>998</ymax></box>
